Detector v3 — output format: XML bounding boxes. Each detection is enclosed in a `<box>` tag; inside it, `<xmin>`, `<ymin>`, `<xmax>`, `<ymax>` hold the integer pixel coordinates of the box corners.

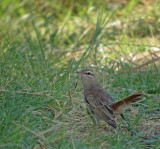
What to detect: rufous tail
<box><xmin>112</xmin><ymin>91</ymin><xmax>144</xmax><ymax>114</ymax></box>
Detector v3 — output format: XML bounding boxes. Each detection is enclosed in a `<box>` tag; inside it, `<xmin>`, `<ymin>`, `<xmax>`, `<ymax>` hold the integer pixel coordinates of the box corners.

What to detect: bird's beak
<box><xmin>76</xmin><ymin>69</ymin><xmax>82</xmax><ymax>74</ymax></box>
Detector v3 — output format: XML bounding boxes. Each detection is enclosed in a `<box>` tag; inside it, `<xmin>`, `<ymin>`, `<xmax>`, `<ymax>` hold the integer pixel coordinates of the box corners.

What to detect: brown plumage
<box><xmin>112</xmin><ymin>91</ymin><xmax>144</xmax><ymax>114</ymax></box>
<box><xmin>77</xmin><ymin>69</ymin><xmax>144</xmax><ymax>129</ymax></box>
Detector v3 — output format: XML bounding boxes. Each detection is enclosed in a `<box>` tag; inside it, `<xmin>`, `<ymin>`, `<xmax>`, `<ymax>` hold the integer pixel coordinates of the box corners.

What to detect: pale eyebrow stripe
<box><xmin>84</xmin><ymin>71</ymin><xmax>94</xmax><ymax>76</ymax></box>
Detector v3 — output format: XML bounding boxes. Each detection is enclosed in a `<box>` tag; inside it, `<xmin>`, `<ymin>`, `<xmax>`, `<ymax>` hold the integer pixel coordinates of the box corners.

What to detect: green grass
<box><xmin>0</xmin><ymin>0</ymin><xmax>160</xmax><ymax>148</ymax></box>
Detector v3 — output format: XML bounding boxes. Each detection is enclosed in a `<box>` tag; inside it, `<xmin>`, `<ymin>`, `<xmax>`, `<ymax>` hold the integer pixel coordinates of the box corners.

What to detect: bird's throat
<box><xmin>81</xmin><ymin>76</ymin><xmax>99</xmax><ymax>91</ymax></box>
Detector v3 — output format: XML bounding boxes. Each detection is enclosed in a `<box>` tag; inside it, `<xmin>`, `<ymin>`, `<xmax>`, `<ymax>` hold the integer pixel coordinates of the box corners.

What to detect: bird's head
<box><xmin>76</xmin><ymin>69</ymin><xmax>98</xmax><ymax>89</ymax></box>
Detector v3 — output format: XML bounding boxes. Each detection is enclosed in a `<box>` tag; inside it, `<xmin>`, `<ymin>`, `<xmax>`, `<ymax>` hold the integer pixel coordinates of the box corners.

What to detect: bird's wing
<box><xmin>85</xmin><ymin>94</ymin><xmax>116</xmax><ymax>128</ymax></box>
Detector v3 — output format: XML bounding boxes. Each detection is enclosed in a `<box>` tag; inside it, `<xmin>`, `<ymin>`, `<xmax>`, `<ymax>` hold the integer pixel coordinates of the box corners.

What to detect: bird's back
<box><xmin>84</xmin><ymin>85</ymin><xmax>115</xmax><ymax>105</ymax></box>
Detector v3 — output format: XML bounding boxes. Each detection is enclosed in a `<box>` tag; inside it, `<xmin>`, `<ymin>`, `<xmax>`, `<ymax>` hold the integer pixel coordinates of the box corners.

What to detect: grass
<box><xmin>0</xmin><ymin>0</ymin><xmax>160</xmax><ymax>148</ymax></box>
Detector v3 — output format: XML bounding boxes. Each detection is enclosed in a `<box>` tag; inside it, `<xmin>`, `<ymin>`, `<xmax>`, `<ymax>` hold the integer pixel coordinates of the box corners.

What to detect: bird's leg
<box><xmin>122</xmin><ymin>116</ymin><xmax>137</xmax><ymax>136</ymax></box>
<box><xmin>120</xmin><ymin>114</ymin><xmax>128</xmax><ymax>122</ymax></box>
<box><xmin>92</xmin><ymin>113</ymin><xmax>100</xmax><ymax>126</ymax></box>
<box><xmin>86</xmin><ymin>108</ymin><xmax>100</xmax><ymax>127</ymax></box>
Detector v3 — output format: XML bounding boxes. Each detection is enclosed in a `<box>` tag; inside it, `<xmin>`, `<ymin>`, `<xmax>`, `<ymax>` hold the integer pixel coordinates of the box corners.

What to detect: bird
<box><xmin>76</xmin><ymin>68</ymin><xmax>144</xmax><ymax>129</ymax></box>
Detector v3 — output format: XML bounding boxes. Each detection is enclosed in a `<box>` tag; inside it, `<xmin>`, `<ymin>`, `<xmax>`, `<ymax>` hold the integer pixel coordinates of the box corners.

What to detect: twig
<box><xmin>2</xmin><ymin>78</ymin><xmax>13</xmax><ymax>88</ymax></box>
<box><xmin>0</xmin><ymin>89</ymin><xmax>49</xmax><ymax>96</ymax></box>
<box><xmin>68</xmin><ymin>83</ymin><xmax>77</xmax><ymax>108</ymax></box>
<box><xmin>72</xmin><ymin>83</ymin><xmax>78</xmax><ymax>93</ymax></box>
<box><xmin>46</xmin><ymin>104</ymin><xmax>63</xmax><ymax>119</ymax></box>
<box><xmin>46</xmin><ymin>105</ymin><xmax>56</xmax><ymax>112</ymax></box>
<box><xmin>79</xmin><ymin>26</ymin><xmax>92</xmax><ymax>41</ymax></box>
<box><xmin>13</xmin><ymin>121</ymin><xmax>45</xmax><ymax>141</ymax></box>
<box><xmin>0</xmin><ymin>89</ymin><xmax>61</xmax><ymax>106</ymax></box>
<box><xmin>109</xmin><ymin>57</ymin><xmax>160</xmax><ymax>77</ymax></box>
<box><xmin>38</xmin><ymin>141</ymin><xmax>45</xmax><ymax>149</ymax></box>
<box><xmin>135</xmin><ymin>51</ymin><xmax>160</xmax><ymax>62</ymax></box>
<box><xmin>69</xmin><ymin>91</ymin><xmax>74</xmax><ymax>108</ymax></box>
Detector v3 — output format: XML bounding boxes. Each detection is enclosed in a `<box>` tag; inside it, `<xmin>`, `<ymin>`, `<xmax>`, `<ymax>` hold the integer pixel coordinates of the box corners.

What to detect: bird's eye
<box><xmin>84</xmin><ymin>71</ymin><xmax>93</xmax><ymax>76</ymax></box>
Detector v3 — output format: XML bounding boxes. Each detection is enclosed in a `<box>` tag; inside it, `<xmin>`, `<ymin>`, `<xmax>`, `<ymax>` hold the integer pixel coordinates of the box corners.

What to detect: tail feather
<box><xmin>112</xmin><ymin>91</ymin><xmax>144</xmax><ymax>114</ymax></box>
